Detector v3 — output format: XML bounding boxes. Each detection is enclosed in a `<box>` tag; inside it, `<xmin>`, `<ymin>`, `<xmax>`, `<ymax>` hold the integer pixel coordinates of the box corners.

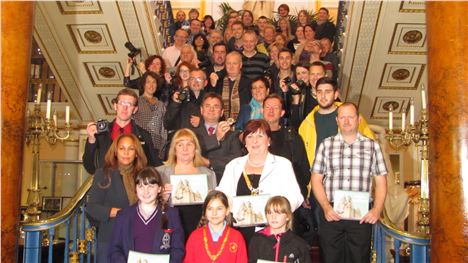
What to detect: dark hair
<box><xmin>192</xmin><ymin>33</ymin><xmax>209</xmax><ymax>51</ymax></box>
<box><xmin>309</xmin><ymin>61</ymin><xmax>327</xmax><ymax>73</ymax></box>
<box><xmin>295</xmin><ymin>62</ymin><xmax>310</xmax><ymax>71</ymax></box>
<box><xmin>278</xmin><ymin>48</ymin><xmax>293</xmax><ymax>57</ymax></box>
<box><xmin>138</xmin><ymin>71</ymin><xmax>159</xmax><ymax>94</ymax></box>
<box><xmin>304</xmin><ymin>24</ymin><xmax>315</xmax><ymax>33</ymax></box>
<box><xmin>241</xmin><ymin>10</ymin><xmax>254</xmax><ymax>24</ymax></box>
<box><xmin>251</xmin><ymin>76</ymin><xmax>270</xmax><ymax>91</ymax></box>
<box><xmin>319</xmin><ymin>7</ymin><xmax>330</xmax><ymax>14</ymax></box>
<box><xmin>203</xmin><ymin>15</ymin><xmax>215</xmax><ymax>30</ymax></box>
<box><xmin>258</xmin><ymin>15</ymin><xmax>268</xmax><ymax>21</ymax></box>
<box><xmin>115</xmin><ymin>88</ymin><xmax>139</xmax><ymax>106</ymax></box>
<box><xmin>202</xmin><ymin>92</ymin><xmax>224</xmax><ymax>108</ymax></box>
<box><xmin>278</xmin><ymin>4</ymin><xmax>290</xmax><ymax>13</ymax></box>
<box><xmin>198</xmin><ymin>190</ymin><xmax>233</xmax><ymax>227</ymax></box>
<box><xmin>316</xmin><ymin>77</ymin><xmax>338</xmax><ymax>92</ymax></box>
<box><xmin>190</xmin><ymin>19</ymin><xmax>202</xmax><ymax>26</ymax></box>
<box><xmin>144</xmin><ymin>55</ymin><xmax>166</xmax><ymax>75</ymax></box>
<box><xmin>263</xmin><ymin>94</ymin><xmax>285</xmax><ymax>110</ymax></box>
<box><xmin>213</xmin><ymin>42</ymin><xmax>227</xmax><ymax>52</ymax></box>
<box><xmin>242</xmin><ymin>119</ymin><xmax>272</xmax><ymax>144</ymax></box>
<box><xmin>231</xmin><ymin>21</ymin><xmax>244</xmax><ymax>29</ymax></box>
<box><xmin>135</xmin><ymin>167</ymin><xmax>169</xmax><ymax>229</ymax></box>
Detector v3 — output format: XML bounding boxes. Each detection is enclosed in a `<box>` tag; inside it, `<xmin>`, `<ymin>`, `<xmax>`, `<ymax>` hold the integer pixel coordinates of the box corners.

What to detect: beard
<box><xmin>319</xmin><ymin>99</ymin><xmax>335</xmax><ymax>109</ymax></box>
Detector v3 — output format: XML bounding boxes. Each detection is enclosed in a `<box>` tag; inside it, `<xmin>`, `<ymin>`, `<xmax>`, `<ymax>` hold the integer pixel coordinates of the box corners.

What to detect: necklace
<box><xmin>203</xmin><ymin>226</ymin><xmax>230</xmax><ymax>262</ymax></box>
<box><xmin>242</xmin><ymin>170</ymin><xmax>260</xmax><ymax>195</ymax></box>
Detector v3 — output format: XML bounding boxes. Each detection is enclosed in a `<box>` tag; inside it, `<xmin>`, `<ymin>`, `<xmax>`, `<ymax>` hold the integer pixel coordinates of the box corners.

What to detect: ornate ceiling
<box><xmin>33</xmin><ymin>0</ymin><xmax>427</xmax><ymax>127</ymax></box>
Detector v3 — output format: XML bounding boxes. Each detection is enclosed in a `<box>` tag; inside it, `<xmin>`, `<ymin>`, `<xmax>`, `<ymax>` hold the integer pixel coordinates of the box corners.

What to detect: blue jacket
<box><xmin>108</xmin><ymin>204</ymin><xmax>185</xmax><ymax>263</ymax></box>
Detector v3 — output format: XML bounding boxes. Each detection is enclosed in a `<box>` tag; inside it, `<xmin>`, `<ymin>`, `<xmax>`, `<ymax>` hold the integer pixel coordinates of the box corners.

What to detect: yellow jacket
<box><xmin>298</xmin><ymin>101</ymin><xmax>376</xmax><ymax>168</ymax></box>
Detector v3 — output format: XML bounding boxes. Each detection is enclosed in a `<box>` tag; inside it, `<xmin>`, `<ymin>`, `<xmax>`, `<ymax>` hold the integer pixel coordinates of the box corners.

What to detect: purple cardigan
<box><xmin>108</xmin><ymin>204</ymin><xmax>185</xmax><ymax>263</ymax></box>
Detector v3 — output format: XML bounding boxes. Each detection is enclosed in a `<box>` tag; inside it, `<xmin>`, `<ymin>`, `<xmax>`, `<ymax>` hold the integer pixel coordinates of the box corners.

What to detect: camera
<box><xmin>177</xmin><ymin>88</ymin><xmax>191</xmax><ymax>102</ymax></box>
<box><xmin>288</xmin><ymin>80</ymin><xmax>306</xmax><ymax>95</ymax></box>
<box><xmin>124</xmin><ymin>42</ymin><xmax>141</xmax><ymax>58</ymax></box>
<box><xmin>95</xmin><ymin>119</ymin><xmax>110</xmax><ymax>134</ymax></box>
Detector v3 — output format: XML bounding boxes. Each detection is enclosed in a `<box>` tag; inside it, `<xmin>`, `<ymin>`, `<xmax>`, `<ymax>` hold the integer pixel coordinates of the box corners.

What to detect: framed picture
<box><xmin>170</xmin><ymin>174</ymin><xmax>209</xmax><ymax>206</ymax></box>
<box><xmin>231</xmin><ymin>195</ymin><xmax>270</xmax><ymax>227</ymax></box>
<box><xmin>333</xmin><ymin>190</ymin><xmax>370</xmax><ymax>220</ymax></box>
<box><xmin>42</xmin><ymin>196</ymin><xmax>62</xmax><ymax>212</ymax></box>
<box><xmin>128</xmin><ymin>250</ymin><xmax>169</xmax><ymax>263</ymax></box>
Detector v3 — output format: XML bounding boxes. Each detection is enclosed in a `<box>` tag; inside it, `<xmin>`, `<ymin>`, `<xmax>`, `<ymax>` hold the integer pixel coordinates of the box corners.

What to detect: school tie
<box><xmin>208</xmin><ymin>127</ymin><xmax>215</xmax><ymax>135</ymax></box>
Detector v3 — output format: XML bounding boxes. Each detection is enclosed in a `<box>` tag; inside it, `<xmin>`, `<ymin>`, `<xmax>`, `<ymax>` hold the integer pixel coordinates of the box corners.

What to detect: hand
<box><xmin>190</xmin><ymin>115</ymin><xmax>200</xmax><ymax>128</ymax></box>
<box><xmin>302</xmin><ymin>199</ymin><xmax>311</xmax><ymax>209</ymax></box>
<box><xmin>137</xmin><ymin>62</ymin><xmax>146</xmax><ymax>74</ymax></box>
<box><xmin>164</xmin><ymin>72</ymin><xmax>172</xmax><ymax>83</ymax></box>
<box><xmin>279</xmin><ymin>78</ymin><xmax>288</xmax><ymax>93</ymax></box>
<box><xmin>209</xmin><ymin>72</ymin><xmax>219</xmax><ymax>87</ymax></box>
<box><xmin>86</xmin><ymin>122</ymin><xmax>97</xmax><ymax>143</ymax></box>
<box><xmin>172</xmin><ymin>91</ymin><xmax>182</xmax><ymax>103</ymax></box>
<box><xmin>215</xmin><ymin>121</ymin><xmax>230</xmax><ymax>141</ymax></box>
<box><xmin>109</xmin><ymin>208</ymin><xmax>121</xmax><ymax>218</ymax></box>
<box><xmin>360</xmin><ymin>208</ymin><xmax>381</xmax><ymax>224</ymax></box>
<box><xmin>162</xmin><ymin>184</ymin><xmax>173</xmax><ymax>202</ymax></box>
<box><xmin>323</xmin><ymin>204</ymin><xmax>341</xmax><ymax>222</ymax></box>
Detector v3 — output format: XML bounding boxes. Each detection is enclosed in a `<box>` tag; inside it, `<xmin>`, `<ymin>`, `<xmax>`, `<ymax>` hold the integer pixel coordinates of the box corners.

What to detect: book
<box><xmin>127</xmin><ymin>250</ymin><xmax>169</xmax><ymax>263</ymax></box>
<box><xmin>333</xmin><ymin>190</ymin><xmax>370</xmax><ymax>220</ymax></box>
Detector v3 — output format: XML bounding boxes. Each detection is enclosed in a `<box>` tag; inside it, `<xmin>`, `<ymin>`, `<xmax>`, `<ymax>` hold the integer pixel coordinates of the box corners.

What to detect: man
<box><xmin>272</xmin><ymin>48</ymin><xmax>295</xmax><ymax>124</ymax></box>
<box><xmin>207</xmin><ymin>29</ymin><xmax>223</xmax><ymax>56</ymax></box>
<box><xmin>312</xmin><ymin>7</ymin><xmax>336</xmax><ymax>41</ymax></box>
<box><xmin>276</xmin><ymin>4</ymin><xmax>296</xmax><ymax>36</ymax></box>
<box><xmin>227</xmin><ymin>21</ymin><xmax>244</xmax><ymax>52</ymax></box>
<box><xmin>207</xmin><ymin>42</ymin><xmax>227</xmax><ymax>93</ymax></box>
<box><xmin>188</xmin><ymin>19</ymin><xmax>203</xmax><ymax>44</ymax></box>
<box><xmin>212</xmin><ymin>51</ymin><xmax>252</xmax><ymax>119</ymax></box>
<box><xmin>256</xmin><ymin>16</ymin><xmax>269</xmax><ymax>42</ymax></box>
<box><xmin>290</xmin><ymin>61</ymin><xmax>325</xmax><ymax>129</ymax></box>
<box><xmin>257</xmin><ymin>25</ymin><xmax>275</xmax><ymax>54</ymax></box>
<box><xmin>162</xmin><ymin>29</ymin><xmax>188</xmax><ymax>68</ymax></box>
<box><xmin>320</xmin><ymin>37</ymin><xmax>339</xmax><ymax>81</ymax></box>
<box><xmin>311</xmin><ymin>102</ymin><xmax>387</xmax><ymax>263</ymax></box>
<box><xmin>299</xmin><ymin>77</ymin><xmax>375</xmax><ymax>166</ymax></box>
<box><xmin>82</xmin><ymin>88</ymin><xmax>158</xmax><ymax>174</ymax></box>
<box><xmin>192</xmin><ymin>92</ymin><xmax>243</xmax><ymax>182</ymax></box>
<box><xmin>241</xmin><ymin>30</ymin><xmax>270</xmax><ymax>80</ymax></box>
<box><xmin>164</xmin><ymin>69</ymin><xmax>207</xmax><ymax>133</ymax></box>
<box><xmin>262</xmin><ymin>94</ymin><xmax>314</xmax><ymax>242</ymax></box>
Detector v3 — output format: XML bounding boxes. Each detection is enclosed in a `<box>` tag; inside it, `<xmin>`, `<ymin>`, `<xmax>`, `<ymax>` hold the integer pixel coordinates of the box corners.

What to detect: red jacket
<box><xmin>184</xmin><ymin>225</ymin><xmax>247</xmax><ymax>263</ymax></box>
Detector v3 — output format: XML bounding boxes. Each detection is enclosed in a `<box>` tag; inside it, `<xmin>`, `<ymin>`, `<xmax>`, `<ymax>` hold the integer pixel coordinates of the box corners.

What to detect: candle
<box><xmin>388</xmin><ymin>108</ymin><xmax>393</xmax><ymax>130</ymax></box>
<box><xmin>401</xmin><ymin>111</ymin><xmax>406</xmax><ymax>130</ymax></box>
<box><xmin>410</xmin><ymin>102</ymin><xmax>415</xmax><ymax>126</ymax></box>
<box><xmin>421</xmin><ymin>85</ymin><xmax>427</xmax><ymax>109</ymax></box>
<box><xmin>65</xmin><ymin>106</ymin><xmax>70</xmax><ymax>124</ymax></box>
<box><xmin>46</xmin><ymin>98</ymin><xmax>51</xmax><ymax>119</ymax></box>
<box><xmin>420</xmin><ymin>159</ymin><xmax>429</xmax><ymax>198</ymax></box>
<box><xmin>36</xmin><ymin>87</ymin><xmax>42</xmax><ymax>104</ymax></box>
<box><xmin>53</xmin><ymin>110</ymin><xmax>57</xmax><ymax>126</ymax></box>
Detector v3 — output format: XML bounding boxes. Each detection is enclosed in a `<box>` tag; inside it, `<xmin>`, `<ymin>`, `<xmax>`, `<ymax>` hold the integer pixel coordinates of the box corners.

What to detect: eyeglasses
<box><xmin>190</xmin><ymin>77</ymin><xmax>205</xmax><ymax>82</ymax></box>
<box><xmin>117</xmin><ymin>100</ymin><xmax>136</xmax><ymax>107</ymax></box>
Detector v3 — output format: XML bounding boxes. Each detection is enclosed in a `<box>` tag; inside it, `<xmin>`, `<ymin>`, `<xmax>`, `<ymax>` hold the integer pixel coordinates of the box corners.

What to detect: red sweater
<box><xmin>184</xmin><ymin>225</ymin><xmax>248</xmax><ymax>263</ymax></box>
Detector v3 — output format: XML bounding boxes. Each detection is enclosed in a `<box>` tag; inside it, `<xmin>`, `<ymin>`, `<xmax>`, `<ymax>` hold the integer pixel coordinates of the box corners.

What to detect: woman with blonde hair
<box><xmin>86</xmin><ymin>134</ymin><xmax>147</xmax><ymax>262</ymax></box>
<box><xmin>157</xmin><ymin>128</ymin><xmax>217</xmax><ymax>240</ymax></box>
<box><xmin>277</xmin><ymin>17</ymin><xmax>293</xmax><ymax>41</ymax></box>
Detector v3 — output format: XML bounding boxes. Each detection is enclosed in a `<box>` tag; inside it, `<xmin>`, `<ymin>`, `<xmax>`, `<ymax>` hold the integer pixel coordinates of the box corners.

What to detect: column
<box><xmin>426</xmin><ymin>2</ymin><xmax>468</xmax><ymax>262</ymax></box>
<box><xmin>1</xmin><ymin>2</ymin><xmax>34</xmax><ymax>262</ymax></box>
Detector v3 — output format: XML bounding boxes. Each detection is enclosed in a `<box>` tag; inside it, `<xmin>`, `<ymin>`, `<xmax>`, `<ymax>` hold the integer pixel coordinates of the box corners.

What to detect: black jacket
<box><xmin>82</xmin><ymin>119</ymin><xmax>159</xmax><ymax>174</ymax></box>
<box><xmin>163</xmin><ymin>90</ymin><xmax>205</xmax><ymax>132</ymax></box>
<box><xmin>249</xmin><ymin>229</ymin><xmax>311</xmax><ymax>263</ymax></box>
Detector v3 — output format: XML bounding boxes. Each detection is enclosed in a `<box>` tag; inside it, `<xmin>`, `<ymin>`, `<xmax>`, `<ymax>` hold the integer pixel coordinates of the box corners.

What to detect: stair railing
<box><xmin>21</xmin><ymin>175</ymin><xmax>95</xmax><ymax>263</ymax></box>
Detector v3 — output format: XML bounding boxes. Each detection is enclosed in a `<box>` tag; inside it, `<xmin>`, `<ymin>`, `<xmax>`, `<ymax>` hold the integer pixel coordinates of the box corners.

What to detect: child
<box><xmin>108</xmin><ymin>167</ymin><xmax>185</xmax><ymax>263</ymax></box>
<box><xmin>248</xmin><ymin>196</ymin><xmax>311</xmax><ymax>263</ymax></box>
<box><xmin>184</xmin><ymin>190</ymin><xmax>248</xmax><ymax>263</ymax></box>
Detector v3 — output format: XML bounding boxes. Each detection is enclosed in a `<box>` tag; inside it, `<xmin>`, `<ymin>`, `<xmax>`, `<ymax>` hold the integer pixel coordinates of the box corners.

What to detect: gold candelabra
<box><xmin>385</xmin><ymin>86</ymin><xmax>430</xmax><ymax>236</ymax></box>
<box><xmin>23</xmin><ymin>89</ymin><xmax>72</xmax><ymax>222</ymax></box>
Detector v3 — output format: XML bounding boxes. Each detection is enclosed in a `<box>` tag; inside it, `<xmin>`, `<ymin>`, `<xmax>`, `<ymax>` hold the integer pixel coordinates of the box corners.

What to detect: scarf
<box><xmin>249</xmin><ymin>98</ymin><xmax>263</xmax><ymax>120</ymax></box>
<box><xmin>222</xmin><ymin>75</ymin><xmax>241</xmax><ymax>119</ymax></box>
<box><xmin>119</xmin><ymin>164</ymin><xmax>138</xmax><ymax>205</ymax></box>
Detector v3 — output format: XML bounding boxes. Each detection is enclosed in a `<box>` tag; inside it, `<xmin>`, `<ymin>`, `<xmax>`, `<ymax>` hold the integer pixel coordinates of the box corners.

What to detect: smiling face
<box><xmin>205</xmin><ymin>198</ymin><xmax>229</xmax><ymax>228</ymax></box>
<box><xmin>116</xmin><ymin>136</ymin><xmax>137</xmax><ymax>166</ymax></box>
<box><xmin>179</xmin><ymin>65</ymin><xmax>191</xmax><ymax>82</ymax></box>
<box><xmin>231</xmin><ymin>24</ymin><xmax>244</xmax><ymax>40</ymax></box>
<box><xmin>175</xmin><ymin>136</ymin><xmax>196</xmax><ymax>163</ymax></box>
<box><xmin>295</xmin><ymin>26</ymin><xmax>305</xmax><ymax>39</ymax></box>
<box><xmin>278</xmin><ymin>51</ymin><xmax>292</xmax><ymax>70</ymax></box>
<box><xmin>245</xmin><ymin>129</ymin><xmax>270</xmax><ymax>155</ymax></box>
<box><xmin>180</xmin><ymin>46</ymin><xmax>194</xmax><ymax>63</ymax></box>
<box><xmin>194</xmin><ymin>35</ymin><xmax>205</xmax><ymax>48</ymax></box>
<box><xmin>304</xmin><ymin>26</ymin><xmax>315</xmax><ymax>41</ymax></box>
<box><xmin>309</xmin><ymin>65</ymin><xmax>326</xmax><ymax>87</ymax></box>
<box><xmin>200</xmin><ymin>97</ymin><xmax>223</xmax><ymax>124</ymax></box>
<box><xmin>295</xmin><ymin>66</ymin><xmax>309</xmax><ymax>83</ymax></box>
<box><xmin>298</xmin><ymin>11</ymin><xmax>308</xmax><ymax>25</ymax></box>
<box><xmin>147</xmin><ymin>57</ymin><xmax>162</xmax><ymax>73</ymax></box>
<box><xmin>143</xmin><ymin>75</ymin><xmax>157</xmax><ymax>96</ymax></box>
<box><xmin>242</xmin><ymin>32</ymin><xmax>258</xmax><ymax>53</ymax></box>
<box><xmin>136</xmin><ymin>182</ymin><xmax>161</xmax><ymax>205</ymax></box>
<box><xmin>251</xmin><ymin>80</ymin><xmax>268</xmax><ymax>103</ymax></box>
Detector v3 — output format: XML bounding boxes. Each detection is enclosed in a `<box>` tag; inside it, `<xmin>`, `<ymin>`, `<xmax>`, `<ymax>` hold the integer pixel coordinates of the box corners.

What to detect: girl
<box><xmin>184</xmin><ymin>190</ymin><xmax>247</xmax><ymax>263</ymax></box>
<box><xmin>248</xmin><ymin>196</ymin><xmax>311</xmax><ymax>263</ymax></box>
<box><xmin>108</xmin><ymin>167</ymin><xmax>185</xmax><ymax>263</ymax></box>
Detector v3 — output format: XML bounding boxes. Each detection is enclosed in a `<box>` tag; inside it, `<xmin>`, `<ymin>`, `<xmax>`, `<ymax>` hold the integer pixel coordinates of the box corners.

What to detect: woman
<box><xmin>297</xmin><ymin>10</ymin><xmax>311</xmax><ymax>27</ymax></box>
<box><xmin>168</xmin><ymin>62</ymin><xmax>193</xmax><ymax>93</ymax></box>
<box><xmin>133</xmin><ymin>72</ymin><xmax>167</xmax><ymax>160</ymax></box>
<box><xmin>157</xmin><ymin>128</ymin><xmax>217</xmax><ymax>240</ymax></box>
<box><xmin>293</xmin><ymin>40</ymin><xmax>326</xmax><ymax>65</ymax></box>
<box><xmin>277</xmin><ymin>17</ymin><xmax>293</xmax><ymax>41</ymax></box>
<box><xmin>236</xmin><ymin>77</ymin><xmax>269</xmax><ymax>131</ymax></box>
<box><xmin>217</xmin><ymin>120</ymin><xmax>303</xmax><ymax>244</ymax></box>
<box><xmin>304</xmin><ymin>24</ymin><xmax>316</xmax><ymax>41</ymax></box>
<box><xmin>124</xmin><ymin>55</ymin><xmax>171</xmax><ymax>103</ymax></box>
<box><xmin>267</xmin><ymin>42</ymin><xmax>281</xmax><ymax>67</ymax></box>
<box><xmin>202</xmin><ymin>15</ymin><xmax>215</xmax><ymax>35</ymax></box>
<box><xmin>241</xmin><ymin>10</ymin><xmax>255</xmax><ymax>30</ymax></box>
<box><xmin>86</xmin><ymin>134</ymin><xmax>147</xmax><ymax>262</ymax></box>
<box><xmin>287</xmin><ymin>26</ymin><xmax>305</xmax><ymax>53</ymax></box>
<box><xmin>274</xmin><ymin>33</ymin><xmax>288</xmax><ymax>49</ymax></box>
<box><xmin>192</xmin><ymin>33</ymin><xmax>210</xmax><ymax>69</ymax></box>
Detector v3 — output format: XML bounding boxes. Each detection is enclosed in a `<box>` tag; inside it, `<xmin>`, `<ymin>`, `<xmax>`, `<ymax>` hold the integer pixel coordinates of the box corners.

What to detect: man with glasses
<box><xmin>162</xmin><ymin>29</ymin><xmax>188</xmax><ymax>68</ymax></box>
<box><xmin>82</xmin><ymin>88</ymin><xmax>159</xmax><ymax>174</ymax></box>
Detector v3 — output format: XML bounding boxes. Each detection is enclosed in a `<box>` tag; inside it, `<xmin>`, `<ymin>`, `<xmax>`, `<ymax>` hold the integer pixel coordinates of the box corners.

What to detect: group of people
<box><xmin>85</xmin><ymin>4</ymin><xmax>388</xmax><ymax>263</ymax></box>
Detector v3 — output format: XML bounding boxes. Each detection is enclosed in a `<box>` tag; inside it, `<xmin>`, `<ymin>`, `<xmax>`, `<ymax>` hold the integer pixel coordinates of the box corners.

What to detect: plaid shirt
<box><xmin>312</xmin><ymin>132</ymin><xmax>387</xmax><ymax>202</ymax></box>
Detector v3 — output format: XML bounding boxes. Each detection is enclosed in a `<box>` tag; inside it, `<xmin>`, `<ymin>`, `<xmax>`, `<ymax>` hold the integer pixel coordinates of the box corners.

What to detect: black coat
<box><xmin>82</xmin><ymin>119</ymin><xmax>159</xmax><ymax>174</ymax></box>
<box><xmin>163</xmin><ymin>90</ymin><xmax>205</xmax><ymax>132</ymax></box>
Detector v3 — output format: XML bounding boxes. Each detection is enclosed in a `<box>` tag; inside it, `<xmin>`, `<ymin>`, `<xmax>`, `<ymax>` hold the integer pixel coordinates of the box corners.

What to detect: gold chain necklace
<box><xmin>242</xmin><ymin>170</ymin><xmax>260</xmax><ymax>195</ymax></box>
<box><xmin>203</xmin><ymin>226</ymin><xmax>230</xmax><ymax>262</ymax></box>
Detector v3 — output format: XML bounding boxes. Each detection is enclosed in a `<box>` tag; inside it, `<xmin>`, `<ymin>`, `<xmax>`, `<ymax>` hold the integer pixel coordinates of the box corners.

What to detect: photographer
<box><xmin>163</xmin><ymin>69</ymin><xmax>207</xmax><ymax>133</ymax></box>
<box><xmin>82</xmin><ymin>88</ymin><xmax>159</xmax><ymax>174</ymax></box>
<box><xmin>272</xmin><ymin>48</ymin><xmax>296</xmax><ymax>125</ymax></box>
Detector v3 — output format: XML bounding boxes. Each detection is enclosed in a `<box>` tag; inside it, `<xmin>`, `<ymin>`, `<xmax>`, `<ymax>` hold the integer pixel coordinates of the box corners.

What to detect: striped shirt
<box><xmin>241</xmin><ymin>52</ymin><xmax>270</xmax><ymax>80</ymax></box>
<box><xmin>312</xmin><ymin>132</ymin><xmax>387</xmax><ymax>202</ymax></box>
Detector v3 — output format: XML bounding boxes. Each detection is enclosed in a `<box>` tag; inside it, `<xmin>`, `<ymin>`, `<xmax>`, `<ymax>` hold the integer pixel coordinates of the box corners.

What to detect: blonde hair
<box><xmin>265</xmin><ymin>196</ymin><xmax>293</xmax><ymax>230</ymax></box>
<box><xmin>164</xmin><ymin>128</ymin><xmax>205</xmax><ymax>167</ymax></box>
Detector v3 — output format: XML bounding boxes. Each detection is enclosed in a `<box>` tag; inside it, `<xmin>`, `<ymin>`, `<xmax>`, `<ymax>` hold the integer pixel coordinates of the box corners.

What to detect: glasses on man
<box><xmin>117</xmin><ymin>100</ymin><xmax>136</xmax><ymax>107</ymax></box>
<box><xmin>190</xmin><ymin>77</ymin><xmax>205</xmax><ymax>82</ymax></box>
